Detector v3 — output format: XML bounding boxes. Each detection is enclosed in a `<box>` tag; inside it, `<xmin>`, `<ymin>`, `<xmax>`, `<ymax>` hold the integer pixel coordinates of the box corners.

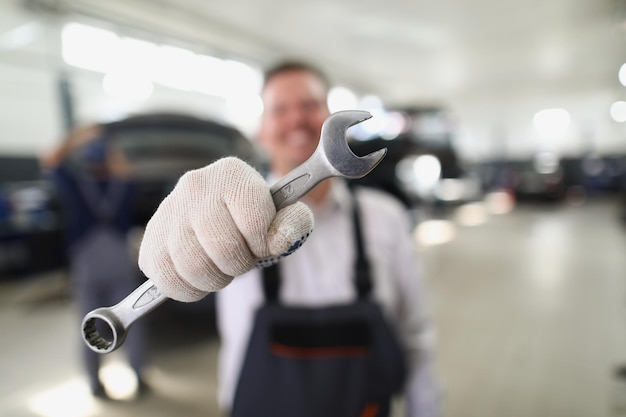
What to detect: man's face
<box><xmin>258</xmin><ymin>70</ymin><xmax>330</xmax><ymax>175</ymax></box>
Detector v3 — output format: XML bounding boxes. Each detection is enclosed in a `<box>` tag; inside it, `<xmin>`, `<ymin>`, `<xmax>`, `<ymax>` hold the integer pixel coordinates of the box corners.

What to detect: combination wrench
<box><xmin>81</xmin><ymin>110</ymin><xmax>387</xmax><ymax>354</ymax></box>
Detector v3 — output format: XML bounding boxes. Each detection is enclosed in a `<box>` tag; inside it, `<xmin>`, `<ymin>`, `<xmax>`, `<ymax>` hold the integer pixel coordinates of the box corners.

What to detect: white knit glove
<box><xmin>138</xmin><ymin>157</ymin><xmax>314</xmax><ymax>302</ymax></box>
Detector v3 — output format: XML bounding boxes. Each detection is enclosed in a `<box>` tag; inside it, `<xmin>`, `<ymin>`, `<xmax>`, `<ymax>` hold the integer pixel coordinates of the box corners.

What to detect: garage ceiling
<box><xmin>5</xmin><ymin>0</ymin><xmax>626</xmax><ymax>108</ymax></box>
<box><xmin>43</xmin><ymin>0</ymin><xmax>626</xmax><ymax>106</ymax></box>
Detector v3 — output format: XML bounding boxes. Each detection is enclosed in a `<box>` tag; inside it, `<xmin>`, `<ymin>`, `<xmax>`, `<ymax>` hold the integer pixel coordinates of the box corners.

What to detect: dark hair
<box><xmin>262</xmin><ymin>60</ymin><xmax>330</xmax><ymax>93</ymax></box>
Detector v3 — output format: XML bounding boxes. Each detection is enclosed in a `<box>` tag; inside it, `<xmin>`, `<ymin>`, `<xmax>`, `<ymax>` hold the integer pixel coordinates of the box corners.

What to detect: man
<box><xmin>138</xmin><ymin>61</ymin><xmax>439</xmax><ymax>416</ymax></box>
<box><xmin>41</xmin><ymin>125</ymin><xmax>148</xmax><ymax>399</ymax></box>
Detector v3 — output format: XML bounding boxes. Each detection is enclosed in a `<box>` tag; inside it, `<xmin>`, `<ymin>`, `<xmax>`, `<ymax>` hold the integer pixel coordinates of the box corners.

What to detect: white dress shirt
<box><xmin>216</xmin><ymin>179</ymin><xmax>440</xmax><ymax>417</ymax></box>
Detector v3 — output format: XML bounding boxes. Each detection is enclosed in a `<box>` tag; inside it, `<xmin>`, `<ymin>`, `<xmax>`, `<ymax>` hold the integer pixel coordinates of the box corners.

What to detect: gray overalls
<box><xmin>71</xmin><ymin>176</ymin><xmax>145</xmax><ymax>391</ymax></box>
<box><xmin>231</xmin><ymin>187</ymin><xmax>406</xmax><ymax>417</ymax></box>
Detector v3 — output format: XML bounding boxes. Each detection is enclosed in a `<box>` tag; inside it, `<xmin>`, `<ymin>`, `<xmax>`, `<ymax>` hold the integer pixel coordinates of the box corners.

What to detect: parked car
<box><xmin>481</xmin><ymin>157</ymin><xmax>565</xmax><ymax>202</ymax></box>
<box><xmin>95</xmin><ymin>112</ymin><xmax>262</xmax><ymax>225</ymax></box>
<box><xmin>477</xmin><ymin>153</ymin><xmax>626</xmax><ymax>204</ymax></box>
<box><xmin>0</xmin><ymin>156</ymin><xmax>65</xmax><ymax>277</ymax></box>
<box><xmin>348</xmin><ymin>107</ymin><xmax>481</xmax><ymax>212</ymax></box>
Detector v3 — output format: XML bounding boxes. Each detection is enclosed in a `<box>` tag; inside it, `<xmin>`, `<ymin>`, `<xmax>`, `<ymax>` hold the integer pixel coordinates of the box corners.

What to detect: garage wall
<box><xmin>0</xmin><ymin>63</ymin><xmax>64</xmax><ymax>156</ymax></box>
<box><xmin>452</xmin><ymin>89</ymin><xmax>626</xmax><ymax>162</ymax></box>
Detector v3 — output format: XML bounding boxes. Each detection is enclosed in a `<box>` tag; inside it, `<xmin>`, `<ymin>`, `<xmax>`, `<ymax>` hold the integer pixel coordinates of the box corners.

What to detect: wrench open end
<box><xmin>321</xmin><ymin>110</ymin><xmax>388</xmax><ymax>178</ymax></box>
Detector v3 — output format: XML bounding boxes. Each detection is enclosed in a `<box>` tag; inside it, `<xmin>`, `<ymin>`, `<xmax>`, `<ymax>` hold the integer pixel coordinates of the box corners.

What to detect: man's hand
<box><xmin>138</xmin><ymin>157</ymin><xmax>314</xmax><ymax>302</ymax></box>
<box><xmin>40</xmin><ymin>124</ymin><xmax>104</xmax><ymax>170</ymax></box>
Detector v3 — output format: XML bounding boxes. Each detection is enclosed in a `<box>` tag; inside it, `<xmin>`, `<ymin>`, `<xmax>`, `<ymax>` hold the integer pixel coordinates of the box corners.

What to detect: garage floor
<box><xmin>2</xmin><ymin>197</ymin><xmax>626</xmax><ymax>417</ymax></box>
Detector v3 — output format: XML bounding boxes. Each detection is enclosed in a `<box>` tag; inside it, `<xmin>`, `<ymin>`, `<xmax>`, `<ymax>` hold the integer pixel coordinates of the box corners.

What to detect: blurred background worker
<box><xmin>214</xmin><ymin>61</ymin><xmax>440</xmax><ymax>417</ymax></box>
<box><xmin>40</xmin><ymin>125</ymin><xmax>148</xmax><ymax>400</ymax></box>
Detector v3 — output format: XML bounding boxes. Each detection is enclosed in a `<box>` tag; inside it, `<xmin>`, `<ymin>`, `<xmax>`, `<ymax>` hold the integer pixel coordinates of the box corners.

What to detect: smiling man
<box><xmin>215</xmin><ymin>61</ymin><xmax>441</xmax><ymax>417</ymax></box>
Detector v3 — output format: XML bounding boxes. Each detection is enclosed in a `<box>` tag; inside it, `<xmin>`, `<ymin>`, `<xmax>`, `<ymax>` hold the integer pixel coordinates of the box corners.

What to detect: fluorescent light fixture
<box><xmin>62</xmin><ymin>23</ymin><xmax>263</xmax><ymax>102</ymax></box>
<box><xmin>155</xmin><ymin>45</ymin><xmax>197</xmax><ymax>91</ymax></box>
<box><xmin>226</xmin><ymin>93</ymin><xmax>263</xmax><ymax>125</ymax></box>
<box><xmin>62</xmin><ymin>23</ymin><xmax>119</xmax><ymax>73</ymax></box>
<box><xmin>194</xmin><ymin>54</ymin><xmax>228</xmax><ymax>96</ymax></box>
<box><xmin>222</xmin><ymin>59</ymin><xmax>263</xmax><ymax>95</ymax></box>
<box><xmin>116</xmin><ymin>37</ymin><xmax>160</xmax><ymax>77</ymax></box>
<box><xmin>533</xmin><ymin>108</ymin><xmax>571</xmax><ymax>139</ymax></box>
<box><xmin>102</xmin><ymin>72</ymin><xmax>154</xmax><ymax>101</ymax></box>
<box><xmin>0</xmin><ymin>22</ymin><xmax>41</xmax><ymax>50</ymax></box>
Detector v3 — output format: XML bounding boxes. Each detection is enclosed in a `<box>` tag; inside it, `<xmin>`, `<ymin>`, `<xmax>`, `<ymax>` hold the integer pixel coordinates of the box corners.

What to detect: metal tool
<box><xmin>82</xmin><ymin>110</ymin><xmax>387</xmax><ymax>354</ymax></box>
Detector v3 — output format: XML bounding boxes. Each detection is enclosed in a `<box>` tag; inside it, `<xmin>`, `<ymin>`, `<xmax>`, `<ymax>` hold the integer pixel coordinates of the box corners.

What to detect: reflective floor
<box><xmin>2</xmin><ymin>197</ymin><xmax>626</xmax><ymax>417</ymax></box>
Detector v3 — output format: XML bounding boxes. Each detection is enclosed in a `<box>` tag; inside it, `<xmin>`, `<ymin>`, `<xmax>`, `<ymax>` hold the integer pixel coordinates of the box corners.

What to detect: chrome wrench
<box><xmin>82</xmin><ymin>110</ymin><xmax>387</xmax><ymax>353</ymax></box>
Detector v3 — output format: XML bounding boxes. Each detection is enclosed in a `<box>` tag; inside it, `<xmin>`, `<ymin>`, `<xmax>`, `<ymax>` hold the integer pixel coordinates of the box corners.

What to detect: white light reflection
<box><xmin>454</xmin><ymin>202</ymin><xmax>488</xmax><ymax>227</ymax></box>
<box><xmin>381</xmin><ymin>112</ymin><xmax>409</xmax><ymax>140</ymax></box>
<box><xmin>359</xmin><ymin>94</ymin><xmax>383</xmax><ymax>112</ymax></box>
<box><xmin>527</xmin><ymin>219</ymin><xmax>569</xmax><ymax>293</ymax></box>
<box><xmin>356</xmin><ymin>95</ymin><xmax>386</xmax><ymax>138</ymax></box>
<box><xmin>533</xmin><ymin>151</ymin><xmax>559</xmax><ymax>174</ymax></box>
<box><xmin>28</xmin><ymin>379</ymin><xmax>99</xmax><ymax>417</ymax></box>
<box><xmin>414</xmin><ymin>155</ymin><xmax>441</xmax><ymax>191</ymax></box>
<box><xmin>99</xmin><ymin>361</ymin><xmax>138</xmax><ymax>400</ymax></box>
<box><xmin>414</xmin><ymin>220</ymin><xmax>457</xmax><ymax>247</ymax></box>
<box><xmin>435</xmin><ymin>178</ymin><xmax>466</xmax><ymax>202</ymax></box>
<box><xmin>328</xmin><ymin>86</ymin><xmax>358</xmax><ymax>113</ymax></box>
<box><xmin>484</xmin><ymin>190</ymin><xmax>515</xmax><ymax>214</ymax></box>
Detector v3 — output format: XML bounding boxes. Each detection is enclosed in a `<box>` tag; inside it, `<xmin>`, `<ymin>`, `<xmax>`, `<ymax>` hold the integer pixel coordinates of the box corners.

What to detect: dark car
<box><xmin>0</xmin><ymin>156</ymin><xmax>64</xmax><ymax>277</ymax></box>
<box><xmin>348</xmin><ymin>106</ymin><xmax>481</xmax><ymax>213</ymax></box>
<box><xmin>99</xmin><ymin>113</ymin><xmax>262</xmax><ymax>225</ymax></box>
<box><xmin>1</xmin><ymin>113</ymin><xmax>260</xmax><ymax>339</ymax></box>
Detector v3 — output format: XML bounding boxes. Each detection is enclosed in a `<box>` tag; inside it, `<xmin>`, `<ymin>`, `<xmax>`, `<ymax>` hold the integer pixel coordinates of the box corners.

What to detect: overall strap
<box><xmin>262</xmin><ymin>261</ymin><xmax>281</xmax><ymax>304</ymax></box>
<box><xmin>351</xmin><ymin>186</ymin><xmax>372</xmax><ymax>298</ymax></box>
<box><xmin>262</xmin><ymin>185</ymin><xmax>372</xmax><ymax>304</ymax></box>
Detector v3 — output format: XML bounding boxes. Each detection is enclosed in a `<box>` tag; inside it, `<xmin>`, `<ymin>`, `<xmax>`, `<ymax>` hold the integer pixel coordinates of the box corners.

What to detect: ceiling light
<box><xmin>619</xmin><ymin>63</ymin><xmax>626</xmax><ymax>87</ymax></box>
<box><xmin>0</xmin><ymin>22</ymin><xmax>41</xmax><ymax>50</ymax></box>
<box><xmin>533</xmin><ymin>108</ymin><xmax>571</xmax><ymax>139</ymax></box>
<box><xmin>62</xmin><ymin>23</ymin><xmax>119</xmax><ymax>73</ymax></box>
<box><xmin>610</xmin><ymin>101</ymin><xmax>626</xmax><ymax>123</ymax></box>
<box><xmin>102</xmin><ymin>72</ymin><xmax>153</xmax><ymax>101</ymax></box>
